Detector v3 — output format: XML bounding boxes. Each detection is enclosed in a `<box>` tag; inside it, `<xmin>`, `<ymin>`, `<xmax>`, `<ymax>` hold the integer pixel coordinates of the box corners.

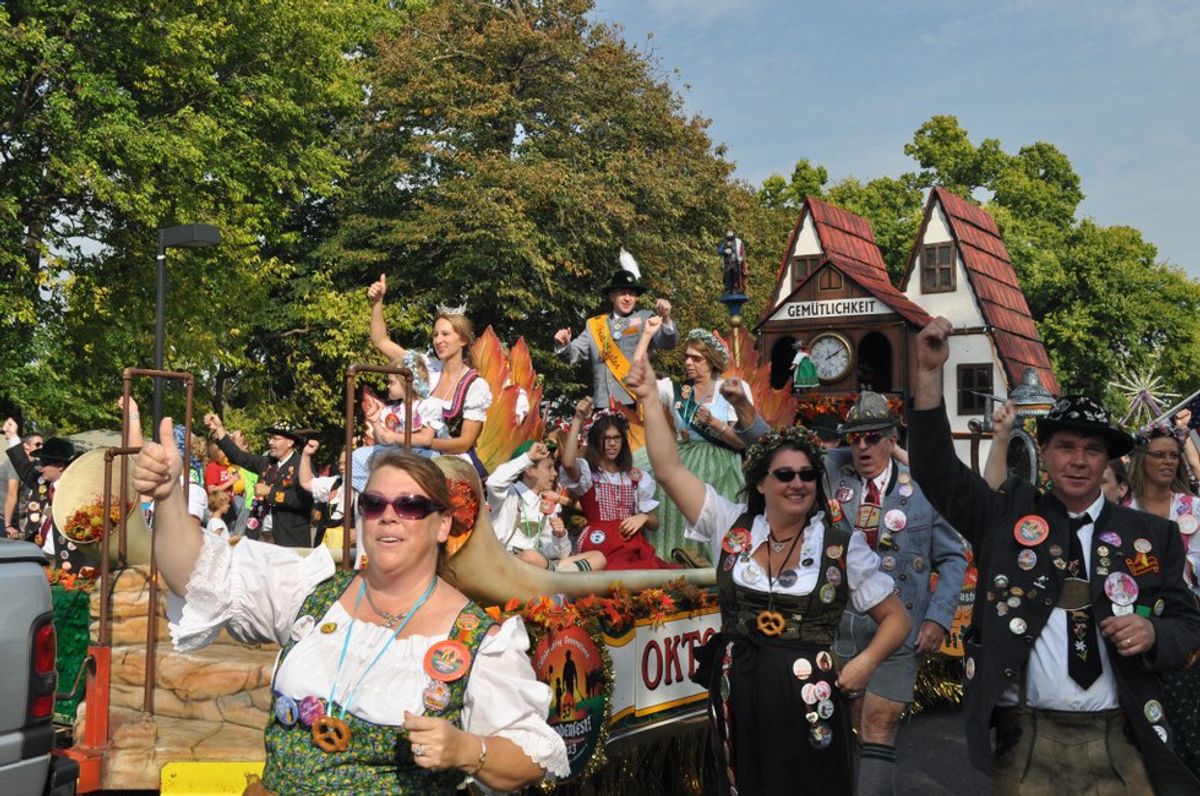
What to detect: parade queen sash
<box><xmin>587</xmin><ymin>314</ymin><xmax>636</xmax><ymax>401</ymax></box>
<box><xmin>674</xmin><ymin>382</ymin><xmax>737</xmax><ymax>451</ymax></box>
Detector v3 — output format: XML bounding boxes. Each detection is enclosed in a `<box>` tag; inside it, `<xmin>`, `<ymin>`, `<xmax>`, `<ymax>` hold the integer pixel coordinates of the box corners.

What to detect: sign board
<box><xmin>769</xmin><ymin>297</ymin><xmax>890</xmax><ymax>322</ymax></box>
<box><xmin>604</xmin><ymin>608</ymin><xmax>721</xmax><ymax>723</ymax></box>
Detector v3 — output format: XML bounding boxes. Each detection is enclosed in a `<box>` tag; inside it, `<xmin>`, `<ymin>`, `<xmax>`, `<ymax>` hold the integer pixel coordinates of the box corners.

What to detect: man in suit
<box><xmin>908</xmin><ymin>316</ymin><xmax>1200</xmax><ymax>794</ymax></box>
<box><xmin>204</xmin><ymin>412</ymin><xmax>313</xmax><ymax>548</ymax></box>
<box><xmin>553</xmin><ymin>269</ymin><xmax>677</xmax><ymax>407</ymax></box>
<box><xmin>825</xmin><ymin>391</ymin><xmax>967</xmax><ymax>796</ymax></box>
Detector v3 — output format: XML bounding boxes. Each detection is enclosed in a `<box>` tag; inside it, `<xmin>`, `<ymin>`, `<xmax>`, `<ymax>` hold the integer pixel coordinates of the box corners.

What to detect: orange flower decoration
<box><xmin>446</xmin><ymin>480</ymin><xmax>479</xmax><ymax>535</ymax></box>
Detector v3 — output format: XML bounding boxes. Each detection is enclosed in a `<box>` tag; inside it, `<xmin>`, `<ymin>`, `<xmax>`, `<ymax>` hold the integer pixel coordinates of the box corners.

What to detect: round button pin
<box><xmin>884</xmin><ymin>509</ymin><xmax>907</xmax><ymax>532</ymax></box>
<box><xmin>1104</xmin><ymin>571</ymin><xmax>1139</xmax><ymax>606</ymax></box>
<box><xmin>1134</xmin><ymin>538</ymin><xmax>1152</xmax><ymax>553</ymax></box>
<box><xmin>1014</xmin><ymin>515</ymin><xmax>1050</xmax><ymax>546</ymax></box>
<box><xmin>792</xmin><ymin>658</ymin><xmax>813</xmax><ymax>681</ymax></box>
<box><xmin>777</xmin><ymin>568</ymin><xmax>798</xmax><ymax>588</ymax></box>
<box><xmin>1145</xmin><ymin>700</ymin><xmax>1164</xmax><ymax>723</ymax></box>
<box><xmin>1017</xmin><ymin>549</ymin><xmax>1037</xmax><ymax>571</ymax></box>
<box><xmin>1009</xmin><ymin>617</ymin><xmax>1027</xmax><ymax>635</ymax></box>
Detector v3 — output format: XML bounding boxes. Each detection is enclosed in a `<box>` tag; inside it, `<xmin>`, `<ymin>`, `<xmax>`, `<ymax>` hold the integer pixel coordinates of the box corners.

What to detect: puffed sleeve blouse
<box><xmin>684</xmin><ymin>485</ymin><xmax>894</xmax><ymax>613</ymax></box>
<box><xmin>167</xmin><ymin>533</ymin><xmax>570</xmax><ymax>779</ymax></box>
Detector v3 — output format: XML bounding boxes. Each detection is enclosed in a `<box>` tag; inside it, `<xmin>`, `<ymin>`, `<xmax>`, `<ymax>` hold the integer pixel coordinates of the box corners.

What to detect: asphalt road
<box><xmin>897</xmin><ymin>703</ymin><xmax>991</xmax><ymax>794</ymax></box>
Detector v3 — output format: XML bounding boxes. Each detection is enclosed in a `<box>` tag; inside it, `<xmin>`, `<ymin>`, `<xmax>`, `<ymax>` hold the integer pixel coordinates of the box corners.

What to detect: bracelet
<box><xmin>467</xmin><ymin>734</ymin><xmax>488</xmax><ymax>776</ymax></box>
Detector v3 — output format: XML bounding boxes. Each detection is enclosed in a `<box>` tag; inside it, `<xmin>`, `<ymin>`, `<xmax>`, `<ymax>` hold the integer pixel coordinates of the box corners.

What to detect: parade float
<box><xmin>44</xmin><ymin>321</ymin><xmax>994</xmax><ymax>793</ymax></box>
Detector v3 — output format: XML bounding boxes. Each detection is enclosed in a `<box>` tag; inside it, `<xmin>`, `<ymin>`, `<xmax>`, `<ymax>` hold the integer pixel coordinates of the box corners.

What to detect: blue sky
<box><xmin>592</xmin><ymin>0</ymin><xmax>1200</xmax><ymax>278</ymax></box>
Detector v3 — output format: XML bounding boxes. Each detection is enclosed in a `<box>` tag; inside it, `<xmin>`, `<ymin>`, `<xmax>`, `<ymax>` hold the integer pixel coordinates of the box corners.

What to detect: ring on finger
<box><xmin>413</xmin><ymin>743</ymin><xmax>425</xmax><ymax>757</ymax></box>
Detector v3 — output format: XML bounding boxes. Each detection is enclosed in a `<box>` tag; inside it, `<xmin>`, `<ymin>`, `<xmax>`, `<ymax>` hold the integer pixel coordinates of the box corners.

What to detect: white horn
<box><xmin>433</xmin><ymin>457</ymin><xmax>714</xmax><ymax>605</ymax></box>
<box><xmin>51</xmin><ymin>448</ymin><xmax>152</xmax><ymax>567</ymax></box>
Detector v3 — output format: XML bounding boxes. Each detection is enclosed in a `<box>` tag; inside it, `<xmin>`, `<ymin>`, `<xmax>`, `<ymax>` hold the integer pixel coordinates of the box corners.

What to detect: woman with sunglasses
<box><xmin>134</xmin><ymin>418</ymin><xmax>568</xmax><ymax>794</ymax></box>
<box><xmin>1127</xmin><ymin>422</ymin><xmax>1200</xmax><ymax>777</ymax></box>
<box><xmin>627</xmin><ymin>355</ymin><xmax>908</xmax><ymax>795</ymax></box>
<box><xmin>632</xmin><ymin>328</ymin><xmax>752</xmax><ymax>563</ymax></box>
<box><xmin>560</xmin><ymin>396</ymin><xmax>675</xmax><ymax>570</ymax></box>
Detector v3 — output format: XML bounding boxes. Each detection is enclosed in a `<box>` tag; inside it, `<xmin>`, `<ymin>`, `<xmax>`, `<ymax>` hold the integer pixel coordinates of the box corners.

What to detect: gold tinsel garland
<box><xmin>910</xmin><ymin>655</ymin><xmax>965</xmax><ymax>714</ymax></box>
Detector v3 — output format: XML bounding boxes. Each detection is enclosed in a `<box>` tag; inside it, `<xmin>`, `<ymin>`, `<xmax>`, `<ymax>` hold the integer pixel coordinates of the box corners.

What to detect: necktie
<box><xmin>862</xmin><ymin>480</ymin><xmax>882</xmax><ymax>549</ymax></box>
<box><xmin>1067</xmin><ymin>512</ymin><xmax>1102</xmax><ymax>689</ymax></box>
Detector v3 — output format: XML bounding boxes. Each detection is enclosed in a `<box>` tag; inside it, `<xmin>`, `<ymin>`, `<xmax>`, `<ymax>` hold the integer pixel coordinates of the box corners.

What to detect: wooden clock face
<box><xmin>809</xmin><ymin>333</ymin><xmax>853</xmax><ymax>382</ymax></box>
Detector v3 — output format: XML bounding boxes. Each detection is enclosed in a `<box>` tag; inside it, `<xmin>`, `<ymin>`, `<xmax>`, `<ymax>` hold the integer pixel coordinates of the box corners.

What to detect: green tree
<box><xmin>311</xmin><ymin>0</ymin><xmax>752</xmax><ymax>409</ymax></box>
<box><xmin>0</xmin><ymin>0</ymin><xmax>383</xmax><ymax>432</ymax></box>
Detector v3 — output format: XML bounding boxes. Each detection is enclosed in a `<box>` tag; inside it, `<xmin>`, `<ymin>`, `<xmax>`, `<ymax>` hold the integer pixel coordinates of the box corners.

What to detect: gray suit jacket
<box><xmin>823</xmin><ymin>449</ymin><xmax>968</xmax><ymax>647</ymax></box>
<box><xmin>556</xmin><ymin>309</ymin><xmax>678</xmax><ymax>406</ymax></box>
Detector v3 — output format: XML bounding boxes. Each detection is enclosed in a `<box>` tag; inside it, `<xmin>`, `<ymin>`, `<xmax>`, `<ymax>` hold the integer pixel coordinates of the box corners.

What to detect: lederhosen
<box><xmin>263</xmin><ymin>570</ymin><xmax>496</xmax><ymax>794</ymax></box>
<box><xmin>693</xmin><ymin>512</ymin><xmax>855</xmax><ymax>796</ymax></box>
<box><xmin>441</xmin><ymin>370</ymin><xmax>488</xmax><ymax>479</ymax></box>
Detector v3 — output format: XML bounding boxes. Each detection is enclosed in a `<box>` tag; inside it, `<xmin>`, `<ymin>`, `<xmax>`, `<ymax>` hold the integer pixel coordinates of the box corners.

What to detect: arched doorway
<box><xmin>857</xmin><ymin>332</ymin><xmax>893</xmax><ymax>393</ymax></box>
<box><xmin>769</xmin><ymin>336</ymin><xmax>796</xmax><ymax>390</ymax></box>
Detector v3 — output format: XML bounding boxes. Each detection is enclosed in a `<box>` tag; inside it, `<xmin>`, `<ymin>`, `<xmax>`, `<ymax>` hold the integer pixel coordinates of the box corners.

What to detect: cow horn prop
<box><xmin>433</xmin><ymin>456</ymin><xmax>715</xmax><ymax>605</ymax></box>
<box><xmin>51</xmin><ymin>449</ymin><xmax>152</xmax><ymax>567</ymax></box>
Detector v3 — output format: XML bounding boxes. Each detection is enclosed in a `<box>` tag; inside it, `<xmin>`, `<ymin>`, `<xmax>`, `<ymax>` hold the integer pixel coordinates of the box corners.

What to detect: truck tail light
<box><xmin>28</xmin><ymin>613</ymin><xmax>57</xmax><ymax>721</ymax></box>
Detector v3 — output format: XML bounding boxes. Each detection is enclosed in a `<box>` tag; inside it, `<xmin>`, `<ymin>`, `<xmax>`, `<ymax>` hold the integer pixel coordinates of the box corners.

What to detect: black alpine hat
<box><xmin>35</xmin><ymin>437</ymin><xmax>77</xmax><ymax>466</ymax></box>
<box><xmin>601</xmin><ymin>269</ymin><xmax>647</xmax><ymax>296</ymax></box>
<box><xmin>264</xmin><ymin>422</ymin><xmax>308</xmax><ymax>444</ymax></box>
<box><xmin>1035</xmin><ymin>395</ymin><xmax>1133</xmax><ymax>458</ymax></box>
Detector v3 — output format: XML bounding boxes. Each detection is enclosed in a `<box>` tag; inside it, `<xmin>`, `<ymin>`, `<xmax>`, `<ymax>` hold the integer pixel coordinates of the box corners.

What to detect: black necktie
<box><xmin>1067</xmin><ymin>512</ymin><xmax>1102</xmax><ymax>689</ymax></box>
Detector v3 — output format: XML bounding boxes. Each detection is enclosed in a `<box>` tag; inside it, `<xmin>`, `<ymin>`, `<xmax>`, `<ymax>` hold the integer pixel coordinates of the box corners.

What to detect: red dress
<box><xmin>575</xmin><ymin>466</ymin><xmax>676</xmax><ymax>571</ymax></box>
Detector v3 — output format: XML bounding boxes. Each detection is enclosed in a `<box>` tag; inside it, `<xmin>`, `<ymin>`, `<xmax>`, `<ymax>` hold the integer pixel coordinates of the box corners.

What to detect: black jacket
<box><xmin>217</xmin><ymin>438</ymin><xmax>312</xmax><ymax>548</ymax></box>
<box><xmin>908</xmin><ymin>402</ymin><xmax>1200</xmax><ymax>795</ymax></box>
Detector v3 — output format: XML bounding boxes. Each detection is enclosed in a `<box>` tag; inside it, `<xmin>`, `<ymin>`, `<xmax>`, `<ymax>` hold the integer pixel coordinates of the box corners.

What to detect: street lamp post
<box><xmin>153</xmin><ymin>224</ymin><xmax>221</xmax><ymax>439</ymax></box>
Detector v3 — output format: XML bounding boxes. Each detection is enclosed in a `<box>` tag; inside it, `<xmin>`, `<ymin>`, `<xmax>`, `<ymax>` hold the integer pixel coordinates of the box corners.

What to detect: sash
<box><xmin>587</xmin><ymin>314</ymin><xmax>636</xmax><ymax>401</ymax></box>
<box><xmin>673</xmin><ymin>381</ymin><xmax>736</xmax><ymax>451</ymax></box>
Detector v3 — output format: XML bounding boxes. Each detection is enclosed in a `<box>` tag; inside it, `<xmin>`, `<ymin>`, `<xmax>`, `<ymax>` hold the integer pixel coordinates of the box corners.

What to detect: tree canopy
<box><xmin>1</xmin><ymin>2</ymin><xmax>1193</xmax><ymax>437</ymax></box>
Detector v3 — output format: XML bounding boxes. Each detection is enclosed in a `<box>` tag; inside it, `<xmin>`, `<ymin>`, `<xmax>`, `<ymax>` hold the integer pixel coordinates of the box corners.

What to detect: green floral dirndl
<box><xmin>262</xmin><ymin>570</ymin><xmax>495</xmax><ymax>795</ymax></box>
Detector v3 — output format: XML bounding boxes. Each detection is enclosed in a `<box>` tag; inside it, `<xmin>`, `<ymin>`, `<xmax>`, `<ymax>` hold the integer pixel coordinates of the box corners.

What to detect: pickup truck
<box><xmin>0</xmin><ymin>540</ymin><xmax>78</xmax><ymax>795</ymax></box>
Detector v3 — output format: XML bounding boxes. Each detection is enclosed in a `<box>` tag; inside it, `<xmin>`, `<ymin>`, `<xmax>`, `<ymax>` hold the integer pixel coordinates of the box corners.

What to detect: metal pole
<box><xmin>153</xmin><ymin>241</ymin><xmax>166</xmax><ymax>442</ymax></box>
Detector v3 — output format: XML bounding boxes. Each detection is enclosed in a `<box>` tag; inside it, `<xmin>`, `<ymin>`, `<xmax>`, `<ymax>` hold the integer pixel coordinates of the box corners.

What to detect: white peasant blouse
<box><xmin>167</xmin><ymin>534</ymin><xmax>570</xmax><ymax>779</ymax></box>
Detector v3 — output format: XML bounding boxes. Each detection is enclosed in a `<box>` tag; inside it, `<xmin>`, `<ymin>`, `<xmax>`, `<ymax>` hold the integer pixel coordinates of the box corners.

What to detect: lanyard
<box><xmin>327</xmin><ymin>575</ymin><xmax>438</xmax><ymax>717</ymax></box>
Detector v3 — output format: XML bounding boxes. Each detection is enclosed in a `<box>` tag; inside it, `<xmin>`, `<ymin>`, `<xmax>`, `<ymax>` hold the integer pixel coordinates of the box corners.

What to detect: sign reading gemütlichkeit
<box><xmin>769</xmin><ymin>297</ymin><xmax>890</xmax><ymax>321</ymax></box>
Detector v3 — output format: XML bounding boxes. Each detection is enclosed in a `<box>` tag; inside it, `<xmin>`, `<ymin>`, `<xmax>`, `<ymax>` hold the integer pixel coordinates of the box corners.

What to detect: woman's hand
<box><xmin>619</xmin><ymin>513</ymin><xmax>649</xmax><ymax>539</ymax></box>
<box><xmin>367</xmin><ymin>274</ymin><xmax>387</xmax><ymax>305</ymax></box>
<box><xmin>303</xmin><ymin>439</ymin><xmax>320</xmax><ymax>457</ymax></box>
<box><xmin>404</xmin><ymin>711</ymin><xmax>477</xmax><ymax>771</ymax></box>
<box><xmin>573</xmin><ymin>397</ymin><xmax>593</xmax><ymax>422</ymax></box>
<box><xmin>693</xmin><ymin>406</ymin><xmax>713</xmax><ymax>427</ymax></box>
<box><xmin>132</xmin><ymin>418</ymin><xmax>183</xmax><ymax>501</ymax></box>
<box><xmin>835</xmin><ymin>652</ymin><xmax>878</xmax><ymax>695</ymax></box>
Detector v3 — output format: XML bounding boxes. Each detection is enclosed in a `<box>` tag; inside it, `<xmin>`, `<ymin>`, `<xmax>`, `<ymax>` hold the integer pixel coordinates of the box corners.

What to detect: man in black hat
<box><xmin>908</xmin><ymin>317</ymin><xmax>1200</xmax><ymax>794</ymax></box>
<box><xmin>4</xmin><ymin>419</ymin><xmax>83</xmax><ymax>564</ymax></box>
<box><xmin>203</xmin><ymin>413</ymin><xmax>313</xmax><ymax>548</ymax></box>
<box><xmin>553</xmin><ymin>268</ymin><xmax>677</xmax><ymax>407</ymax></box>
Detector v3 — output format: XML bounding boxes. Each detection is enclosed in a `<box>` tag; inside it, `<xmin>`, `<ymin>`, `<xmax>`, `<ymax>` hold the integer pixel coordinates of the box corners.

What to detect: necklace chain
<box><xmin>768</xmin><ymin>532</ymin><xmax>797</xmax><ymax>553</ymax></box>
<box><xmin>765</xmin><ymin>526</ymin><xmax>805</xmax><ymax>612</ymax></box>
<box><xmin>363</xmin><ymin>579</ymin><xmax>416</xmax><ymax>628</ymax></box>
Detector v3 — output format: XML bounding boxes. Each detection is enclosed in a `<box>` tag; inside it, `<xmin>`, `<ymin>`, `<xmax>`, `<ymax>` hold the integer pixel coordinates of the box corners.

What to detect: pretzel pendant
<box><xmin>312</xmin><ymin>715</ymin><xmax>352</xmax><ymax>753</ymax></box>
<box><xmin>756</xmin><ymin>609</ymin><xmax>785</xmax><ymax>637</ymax></box>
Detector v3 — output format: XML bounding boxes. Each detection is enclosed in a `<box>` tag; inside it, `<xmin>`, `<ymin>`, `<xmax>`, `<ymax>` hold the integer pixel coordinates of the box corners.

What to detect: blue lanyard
<box><xmin>327</xmin><ymin>575</ymin><xmax>439</xmax><ymax>718</ymax></box>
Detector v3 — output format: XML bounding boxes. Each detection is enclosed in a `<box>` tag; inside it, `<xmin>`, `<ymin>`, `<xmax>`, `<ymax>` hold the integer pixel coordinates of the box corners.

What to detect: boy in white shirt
<box><xmin>486</xmin><ymin>441</ymin><xmax>606</xmax><ymax>572</ymax></box>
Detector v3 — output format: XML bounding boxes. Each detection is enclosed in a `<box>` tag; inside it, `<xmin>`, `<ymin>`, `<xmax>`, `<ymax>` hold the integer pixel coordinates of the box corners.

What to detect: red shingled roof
<box><xmin>903</xmin><ymin>187</ymin><xmax>1059</xmax><ymax>394</ymax></box>
<box><xmin>762</xmin><ymin>198</ymin><xmax>931</xmax><ymax>328</ymax></box>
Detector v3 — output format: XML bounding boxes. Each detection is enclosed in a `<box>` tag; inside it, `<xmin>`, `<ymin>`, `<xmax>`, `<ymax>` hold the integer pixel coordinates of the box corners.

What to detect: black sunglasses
<box><xmin>359</xmin><ymin>492</ymin><xmax>445</xmax><ymax>520</ymax></box>
<box><xmin>769</xmin><ymin>467</ymin><xmax>820</xmax><ymax>484</ymax></box>
<box><xmin>845</xmin><ymin>431</ymin><xmax>886</xmax><ymax>446</ymax></box>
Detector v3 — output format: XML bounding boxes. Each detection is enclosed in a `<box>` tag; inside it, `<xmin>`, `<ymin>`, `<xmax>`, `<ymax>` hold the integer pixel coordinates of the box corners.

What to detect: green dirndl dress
<box><xmin>262</xmin><ymin>570</ymin><xmax>496</xmax><ymax>795</ymax></box>
<box><xmin>634</xmin><ymin>379</ymin><xmax>746</xmax><ymax>562</ymax></box>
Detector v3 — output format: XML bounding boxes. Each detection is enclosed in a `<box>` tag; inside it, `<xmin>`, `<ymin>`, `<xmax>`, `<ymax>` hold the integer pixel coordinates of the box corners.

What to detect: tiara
<box><xmin>686</xmin><ymin>328</ymin><xmax>729</xmax><ymax>362</ymax></box>
<box><xmin>436</xmin><ymin>301</ymin><xmax>468</xmax><ymax>317</ymax></box>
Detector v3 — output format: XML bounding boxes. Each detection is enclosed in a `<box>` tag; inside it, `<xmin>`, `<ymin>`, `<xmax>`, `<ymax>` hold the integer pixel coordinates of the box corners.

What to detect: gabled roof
<box><xmin>902</xmin><ymin>187</ymin><xmax>1060</xmax><ymax>394</ymax></box>
<box><xmin>762</xmin><ymin>197</ymin><xmax>931</xmax><ymax>329</ymax></box>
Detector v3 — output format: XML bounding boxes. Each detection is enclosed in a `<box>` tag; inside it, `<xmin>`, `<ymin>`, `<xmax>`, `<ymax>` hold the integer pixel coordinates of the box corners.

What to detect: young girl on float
<box><xmin>559</xmin><ymin>397</ymin><xmax>675</xmax><ymax>570</ymax></box>
<box><xmin>350</xmin><ymin>351</ymin><xmax>436</xmax><ymax>493</ymax></box>
<box><xmin>486</xmin><ymin>440</ymin><xmax>607</xmax><ymax>572</ymax></box>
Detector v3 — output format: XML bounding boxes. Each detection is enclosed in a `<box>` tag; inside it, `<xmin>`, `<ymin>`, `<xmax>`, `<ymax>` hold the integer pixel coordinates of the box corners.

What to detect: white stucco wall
<box><xmin>939</xmin><ymin>331</ymin><xmax>1007</xmax><ymax>470</ymax></box>
<box><xmin>903</xmin><ymin>203</ymin><xmax>984</xmax><ymax>328</ymax></box>
<box><xmin>777</xmin><ymin>214</ymin><xmax>823</xmax><ymax>300</ymax></box>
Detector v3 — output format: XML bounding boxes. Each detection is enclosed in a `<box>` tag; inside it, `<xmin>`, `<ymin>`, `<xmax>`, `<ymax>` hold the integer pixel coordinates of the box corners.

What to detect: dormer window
<box><xmin>921</xmin><ymin>243</ymin><xmax>955</xmax><ymax>293</ymax></box>
<box><xmin>791</xmin><ymin>255</ymin><xmax>821</xmax><ymax>285</ymax></box>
